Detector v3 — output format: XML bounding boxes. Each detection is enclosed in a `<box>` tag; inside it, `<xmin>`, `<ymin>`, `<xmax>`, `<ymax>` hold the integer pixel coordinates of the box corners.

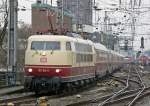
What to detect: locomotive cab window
<box><xmin>66</xmin><ymin>42</ymin><xmax>72</xmax><ymax>51</ymax></box>
<box><xmin>46</xmin><ymin>41</ymin><xmax>60</xmax><ymax>50</ymax></box>
<box><xmin>31</xmin><ymin>41</ymin><xmax>44</xmax><ymax>50</ymax></box>
<box><xmin>31</xmin><ymin>41</ymin><xmax>60</xmax><ymax>50</ymax></box>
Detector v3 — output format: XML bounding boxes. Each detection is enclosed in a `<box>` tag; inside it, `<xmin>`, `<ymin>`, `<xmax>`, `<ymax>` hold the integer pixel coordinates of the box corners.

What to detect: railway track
<box><xmin>0</xmin><ymin>85</ymin><xmax>24</xmax><ymax>97</ymax></box>
<box><xmin>0</xmin><ymin>91</ymin><xmax>61</xmax><ymax>106</ymax></box>
<box><xmin>111</xmin><ymin>76</ymin><xmax>143</xmax><ymax>88</ymax></box>
<box><xmin>97</xmin><ymin>65</ymin><xmax>148</xmax><ymax>106</ymax></box>
<box><xmin>2</xmin><ymin>65</ymin><xmax>149</xmax><ymax>106</ymax></box>
<box><xmin>99</xmin><ymin>86</ymin><xmax>150</xmax><ymax>106</ymax></box>
<box><xmin>0</xmin><ymin>92</ymin><xmax>35</xmax><ymax>106</ymax></box>
<box><xmin>67</xmin><ymin>65</ymin><xmax>150</xmax><ymax>106</ymax></box>
<box><xmin>97</xmin><ymin>65</ymin><xmax>132</xmax><ymax>106</ymax></box>
<box><xmin>0</xmin><ymin>69</ymin><xmax>126</xmax><ymax>106</ymax></box>
<box><xmin>97</xmin><ymin>65</ymin><xmax>146</xmax><ymax>106</ymax></box>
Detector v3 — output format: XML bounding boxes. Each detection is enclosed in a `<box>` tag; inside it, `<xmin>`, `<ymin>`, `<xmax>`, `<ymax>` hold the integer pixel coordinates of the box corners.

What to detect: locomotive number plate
<box><xmin>38</xmin><ymin>68</ymin><xmax>49</xmax><ymax>72</ymax></box>
<box><xmin>40</xmin><ymin>57</ymin><xmax>47</xmax><ymax>63</ymax></box>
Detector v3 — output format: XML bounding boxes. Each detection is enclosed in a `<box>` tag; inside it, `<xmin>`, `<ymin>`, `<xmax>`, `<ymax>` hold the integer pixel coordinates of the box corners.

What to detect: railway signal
<box><xmin>124</xmin><ymin>40</ymin><xmax>128</xmax><ymax>50</ymax></box>
<box><xmin>136</xmin><ymin>51</ymin><xmax>141</xmax><ymax>58</ymax></box>
<box><xmin>140</xmin><ymin>37</ymin><xmax>144</xmax><ymax>49</ymax></box>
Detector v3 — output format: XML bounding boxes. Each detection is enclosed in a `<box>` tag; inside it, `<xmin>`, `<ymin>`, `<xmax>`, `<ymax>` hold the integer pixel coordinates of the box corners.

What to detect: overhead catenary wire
<box><xmin>24</xmin><ymin>0</ymin><xmax>35</xmax><ymax>3</ymax></box>
<box><xmin>139</xmin><ymin>0</ymin><xmax>141</xmax><ymax>6</ymax></box>
<box><xmin>98</xmin><ymin>0</ymin><xmax>118</xmax><ymax>6</ymax></box>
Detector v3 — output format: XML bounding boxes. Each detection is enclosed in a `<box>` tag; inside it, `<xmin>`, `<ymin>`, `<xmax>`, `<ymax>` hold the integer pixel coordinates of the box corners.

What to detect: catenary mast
<box><xmin>7</xmin><ymin>0</ymin><xmax>18</xmax><ymax>85</ymax></box>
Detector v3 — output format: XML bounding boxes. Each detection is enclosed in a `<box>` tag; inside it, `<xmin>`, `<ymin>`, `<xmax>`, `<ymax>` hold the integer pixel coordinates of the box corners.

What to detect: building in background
<box><xmin>32</xmin><ymin>0</ymin><xmax>73</xmax><ymax>34</ymax></box>
<box><xmin>57</xmin><ymin>0</ymin><xmax>93</xmax><ymax>33</ymax></box>
<box><xmin>57</xmin><ymin>0</ymin><xmax>92</xmax><ymax>25</ymax></box>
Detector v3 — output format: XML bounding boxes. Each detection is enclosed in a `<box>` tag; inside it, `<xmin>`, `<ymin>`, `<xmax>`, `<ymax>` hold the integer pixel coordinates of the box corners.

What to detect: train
<box><xmin>143</xmin><ymin>50</ymin><xmax>150</xmax><ymax>65</ymax></box>
<box><xmin>24</xmin><ymin>35</ymin><xmax>126</xmax><ymax>93</ymax></box>
<box><xmin>137</xmin><ymin>50</ymin><xmax>150</xmax><ymax>66</ymax></box>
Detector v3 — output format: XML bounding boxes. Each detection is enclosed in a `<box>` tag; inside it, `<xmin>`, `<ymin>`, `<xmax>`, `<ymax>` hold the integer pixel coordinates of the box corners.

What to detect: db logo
<box><xmin>40</xmin><ymin>57</ymin><xmax>47</xmax><ymax>63</ymax></box>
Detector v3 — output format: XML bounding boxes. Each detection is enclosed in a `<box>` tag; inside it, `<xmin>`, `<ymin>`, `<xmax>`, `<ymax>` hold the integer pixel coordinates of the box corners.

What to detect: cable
<box><xmin>24</xmin><ymin>0</ymin><xmax>35</xmax><ymax>3</ymax></box>
<box><xmin>139</xmin><ymin>0</ymin><xmax>141</xmax><ymax>6</ymax></box>
<box><xmin>98</xmin><ymin>0</ymin><xmax>118</xmax><ymax>7</ymax></box>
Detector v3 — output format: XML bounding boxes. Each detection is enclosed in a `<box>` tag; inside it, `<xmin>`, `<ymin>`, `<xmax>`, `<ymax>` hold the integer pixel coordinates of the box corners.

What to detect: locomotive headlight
<box><xmin>56</xmin><ymin>69</ymin><xmax>61</xmax><ymax>73</ymax></box>
<box><xmin>28</xmin><ymin>68</ymin><xmax>32</xmax><ymax>72</ymax></box>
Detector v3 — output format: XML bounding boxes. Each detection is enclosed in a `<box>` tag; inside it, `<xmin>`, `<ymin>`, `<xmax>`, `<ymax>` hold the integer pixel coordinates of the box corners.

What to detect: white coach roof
<box><xmin>94</xmin><ymin>43</ymin><xmax>108</xmax><ymax>51</ymax></box>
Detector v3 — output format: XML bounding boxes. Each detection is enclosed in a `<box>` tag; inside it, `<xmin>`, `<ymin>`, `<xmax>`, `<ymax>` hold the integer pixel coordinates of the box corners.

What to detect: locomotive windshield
<box><xmin>31</xmin><ymin>41</ymin><xmax>60</xmax><ymax>50</ymax></box>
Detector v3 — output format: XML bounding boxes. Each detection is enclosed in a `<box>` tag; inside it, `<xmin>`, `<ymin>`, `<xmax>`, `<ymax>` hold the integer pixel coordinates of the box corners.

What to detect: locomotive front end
<box><xmin>24</xmin><ymin>35</ymin><xmax>73</xmax><ymax>93</ymax></box>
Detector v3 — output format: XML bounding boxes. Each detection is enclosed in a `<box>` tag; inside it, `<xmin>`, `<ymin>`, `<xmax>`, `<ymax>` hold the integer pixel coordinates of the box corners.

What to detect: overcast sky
<box><xmin>18</xmin><ymin>0</ymin><xmax>150</xmax><ymax>51</ymax></box>
<box><xmin>18</xmin><ymin>0</ymin><xmax>57</xmax><ymax>24</ymax></box>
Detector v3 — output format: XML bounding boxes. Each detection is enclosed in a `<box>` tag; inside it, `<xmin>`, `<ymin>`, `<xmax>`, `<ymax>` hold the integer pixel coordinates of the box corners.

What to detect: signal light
<box><xmin>140</xmin><ymin>37</ymin><xmax>144</xmax><ymax>48</ymax></box>
<box><xmin>124</xmin><ymin>40</ymin><xmax>128</xmax><ymax>50</ymax></box>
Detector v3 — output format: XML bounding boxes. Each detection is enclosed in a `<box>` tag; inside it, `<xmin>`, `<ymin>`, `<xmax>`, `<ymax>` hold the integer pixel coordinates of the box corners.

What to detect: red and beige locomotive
<box><xmin>24</xmin><ymin>35</ymin><xmax>125</xmax><ymax>93</ymax></box>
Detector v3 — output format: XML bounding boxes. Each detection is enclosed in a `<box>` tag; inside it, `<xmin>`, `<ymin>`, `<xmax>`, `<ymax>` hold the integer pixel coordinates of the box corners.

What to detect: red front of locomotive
<box><xmin>25</xmin><ymin>65</ymin><xmax>72</xmax><ymax>77</ymax></box>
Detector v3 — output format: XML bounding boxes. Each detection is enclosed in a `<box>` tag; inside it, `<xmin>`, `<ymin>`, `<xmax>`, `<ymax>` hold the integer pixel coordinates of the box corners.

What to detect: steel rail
<box><xmin>66</xmin><ymin>87</ymin><xmax>144</xmax><ymax>106</ymax></box>
<box><xmin>111</xmin><ymin>76</ymin><xmax>143</xmax><ymax>88</ymax></box>
<box><xmin>0</xmin><ymin>93</ymin><xmax>35</xmax><ymax>104</ymax></box>
<box><xmin>97</xmin><ymin>66</ymin><xmax>131</xmax><ymax>106</ymax></box>
<box><xmin>127</xmin><ymin>65</ymin><xmax>146</xmax><ymax>106</ymax></box>
<box><xmin>67</xmin><ymin>65</ymin><xmax>150</xmax><ymax>106</ymax></box>
<box><xmin>0</xmin><ymin>93</ymin><xmax>59</xmax><ymax>106</ymax></box>
<box><xmin>102</xmin><ymin>65</ymin><xmax>147</xmax><ymax>106</ymax></box>
<box><xmin>100</xmin><ymin>86</ymin><xmax>150</xmax><ymax>105</ymax></box>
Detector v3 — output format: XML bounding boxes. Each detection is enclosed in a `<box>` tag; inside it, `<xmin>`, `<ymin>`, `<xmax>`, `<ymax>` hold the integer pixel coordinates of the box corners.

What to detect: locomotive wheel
<box><xmin>83</xmin><ymin>79</ymin><xmax>88</xmax><ymax>86</ymax></box>
<box><xmin>89</xmin><ymin>78</ymin><xmax>93</xmax><ymax>83</ymax></box>
<box><xmin>62</xmin><ymin>83</ymin><xmax>72</xmax><ymax>94</ymax></box>
<box><xmin>70</xmin><ymin>83</ymin><xmax>77</xmax><ymax>94</ymax></box>
<box><xmin>35</xmin><ymin>90</ymin><xmax>39</xmax><ymax>95</ymax></box>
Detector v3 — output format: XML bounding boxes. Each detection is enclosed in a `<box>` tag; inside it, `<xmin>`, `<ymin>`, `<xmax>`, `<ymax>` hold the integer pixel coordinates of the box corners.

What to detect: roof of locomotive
<box><xmin>117</xmin><ymin>53</ymin><xmax>124</xmax><ymax>57</ymax></box>
<box><xmin>28</xmin><ymin>35</ymin><xmax>93</xmax><ymax>45</ymax></box>
<box><xmin>110</xmin><ymin>50</ymin><xmax>124</xmax><ymax>57</ymax></box>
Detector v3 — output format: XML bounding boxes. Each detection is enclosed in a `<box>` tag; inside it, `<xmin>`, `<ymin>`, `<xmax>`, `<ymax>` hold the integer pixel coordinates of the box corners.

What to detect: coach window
<box><xmin>66</xmin><ymin>42</ymin><xmax>72</xmax><ymax>51</ymax></box>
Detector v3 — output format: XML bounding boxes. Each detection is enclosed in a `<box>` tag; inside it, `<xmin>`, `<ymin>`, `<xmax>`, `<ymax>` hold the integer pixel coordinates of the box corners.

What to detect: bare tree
<box><xmin>0</xmin><ymin>1</ymin><xmax>33</xmax><ymax>68</ymax></box>
<box><xmin>0</xmin><ymin>0</ymin><xmax>8</xmax><ymax>48</ymax></box>
<box><xmin>17</xmin><ymin>24</ymin><xmax>32</xmax><ymax>67</ymax></box>
<box><xmin>0</xmin><ymin>0</ymin><xmax>7</xmax><ymax>68</ymax></box>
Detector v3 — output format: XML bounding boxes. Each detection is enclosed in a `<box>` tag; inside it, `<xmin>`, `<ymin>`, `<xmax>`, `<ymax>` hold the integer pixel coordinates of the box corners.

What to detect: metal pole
<box><xmin>61</xmin><ymin>0</ymin><xmax>64</xmax><ymax>34</ymax></box>
<box><xmin>104</xmin><ymin>11</ymin><xmax>108</xmax><ymax>48</ymax></box>
<box><xmin>7</xmin><ymin>0</ymin><xmax>18</xmax><ymax>85</ymax></box>
<box><xmin>119</xmin><ymin>0</ymin><xmax>121</xmax><ymax>8</ymax></box>
<box><xmin>51</xmin><ymin>0</ymin><xmax>52</xmax><ymax>6</ymax></box>
<box><xmin>77</xmin><ymin>0</ymin><xmax>79</xmax><ymax>32</ymax></box>
<box><xmin>130</xmin><ymin>0</ymin><xmax>135</xmax><ymax>55</ymax></box>
<box><xmin>93</xmin><ymin>0</ymin><xmax>95</xmax><ymax>5</ymax></box>
<box><xmin>95</xmin><ymin>9</ymin><xmax>96</xmax><ymax>28</ymax></box>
